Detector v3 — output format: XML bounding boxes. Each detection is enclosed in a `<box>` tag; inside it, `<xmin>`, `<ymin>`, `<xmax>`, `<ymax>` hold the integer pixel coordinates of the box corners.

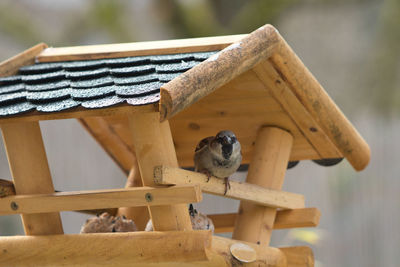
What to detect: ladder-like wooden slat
<box><xmin>0</xmin><ymin>185</ymin><xmax>202</xmax><ymax>215</ymax></box>
<box><xmin>154</xmin><ymin>166</ymin><xmax>304</xmax><ymax>210</ymax></box>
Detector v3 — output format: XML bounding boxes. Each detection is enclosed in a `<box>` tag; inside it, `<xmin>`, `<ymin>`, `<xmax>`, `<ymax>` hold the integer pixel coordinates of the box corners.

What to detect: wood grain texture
<box><xmin>1</xmin><ymin>121</ymin><xmax>63</xmax><ymax>235</ymax></box>
<box><xmin>233</xmin><ymin>127</ymin><xmax>293</xmax><ymax>245</ymax></box>
<box><xmin>37</xmin><ymin>35</ymin><xmax>245</xmax><ymax>62</ymax></box>
<box><xmin>0</xmin><ymin>185</ymin><xmax>202</xmax><ymax>215</ymax></box>
<box><xmin>129</xmin><ymin>112</ymin><xmax>192</xmax><ymax>231</ymax></box>
<box><xmin>280</xmin><ymin>246</ymin><xmax>314</xmax><ymax>267</ymax></box>
<box><xmin>0</xmin><ymin>231</ymin><xmax>211</xmax><ymax>266</ymax></box>
<box><xmin>117</xmin><ymin>165</ymin><xmax>150</xmax><ymax>231</ymax></box>
<box><xmin>253</xmin><ymin>61</ymin><xmax>342</xmax><ymax>159</ymax></box>
<box><xmin>0</xmin><ymin>43</ymin><xmax>47</xmax><ymax>77</ymax></box>
<box><xmin>154</xmin><ymin>166</ymin><xmax>304</xmax><ymax>209</ymax></box>
<box><xmin>0</xmin><ymin>179</ymin><xmax>15</xmax><ymax>198</ymax></box>
<box><xmin>160</xmin><ymin>24</ymin><xmax>279</xmax><ymax>121</ymax></box>
<box><xmin>209</xmin><ymin>208</ymin><xmax>321</xmax><ymax>233</ymax></box>
<box><xmin>270</xmin><ymin>33</ymin><xmax>370</xmax><ymax>171</ymax></box>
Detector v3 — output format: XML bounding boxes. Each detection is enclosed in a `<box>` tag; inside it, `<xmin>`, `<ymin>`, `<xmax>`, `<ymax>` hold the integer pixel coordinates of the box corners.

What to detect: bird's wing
<box><xmin>195</xmin><ymin>136</ymin><xmax>213</xmax><ymax>152</ymax></box>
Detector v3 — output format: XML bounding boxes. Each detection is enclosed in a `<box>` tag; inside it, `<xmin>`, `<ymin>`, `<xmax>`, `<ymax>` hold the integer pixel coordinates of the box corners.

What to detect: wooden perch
<box><xmin>159</xmin><ymin>24</ymin><xmax>280</xmax><ymax>122</ymax></box>
<box><xmin>0</xmin><ymin>185</ymin><xmax>202</xmax><ymax>215</ymax></box>
<box><xmin>280</xmin><ymin>246</ymin><xmax>314</xmax><ymax>267</ymax></box>
<box><xmin>209</xmin><ymin>208</ymin><xmax>321</xmax><ymax>233</ymax></box>
<box><xmin>0</xmin><ymin>231</ymin><xmax>211</xmax><ymax>266</ymax></box>
<box><xmin>154</xmin><ymin>165</ymin><xmax>304</xmax><ymax>210</ymax></box>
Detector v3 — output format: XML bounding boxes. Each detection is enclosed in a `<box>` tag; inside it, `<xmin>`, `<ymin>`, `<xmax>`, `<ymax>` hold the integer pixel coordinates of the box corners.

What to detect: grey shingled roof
<box><xmin>0</xmin><ymin>51</ymin><xmax>218</xmax><ymax>117</ymax></box>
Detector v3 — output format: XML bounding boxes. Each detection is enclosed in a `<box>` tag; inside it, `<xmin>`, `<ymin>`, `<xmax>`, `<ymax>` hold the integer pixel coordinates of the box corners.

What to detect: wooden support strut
<box><xmin>129</xmin><ymin>112</ymin><xmax>192</xmax><ymax>231</ymax></box>
<box><xmin>154</xmin><ymin>166</ymin><xmax>304</xmax><ymax>210</ymax></box>
<box><xmin>1</xmin><ymin>122</ymin><xmax>63</xmax><ymax>235</ymax></box>
<box><xmin>233</xmin><ymin>127</ymin><xmax>293</xmax><ymax>245</ymax></box>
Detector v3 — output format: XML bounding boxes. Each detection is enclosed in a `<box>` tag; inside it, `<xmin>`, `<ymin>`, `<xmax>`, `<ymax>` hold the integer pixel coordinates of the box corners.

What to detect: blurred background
<box><xmin>0</xmin><ymin>0</ymin><xmax>399</xmax><ymax>266</ymax></box>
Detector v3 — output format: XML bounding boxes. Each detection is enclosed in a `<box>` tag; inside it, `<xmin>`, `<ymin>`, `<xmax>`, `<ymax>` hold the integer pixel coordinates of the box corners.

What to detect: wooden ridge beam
<box><xmin>37</xmin><ymin>35</ymin><xmax>246</xmax><ymax>62</ymax></box>
<box><xmin>154</xmin><ymin>165</ymin><xmax>304</xmax><ymax>210</ymax></box>
<box><xmin>209</xmin><ymin>208</ymin><xmax>321</xmax><ymax>233</ymax></box>
<box><xmin>0</xmin><ymin>185</ymin><xmax>202</xmax><ymax>215</ymax></box>
<box><xmin>160</xmin><ymin>24</ymin><xmax>279</xmax><ymax>122</ymax></box>
<box><xmin>0</xmin><ymin>231</ymin><xmax>211</xmax><ymax>266</ymax></box>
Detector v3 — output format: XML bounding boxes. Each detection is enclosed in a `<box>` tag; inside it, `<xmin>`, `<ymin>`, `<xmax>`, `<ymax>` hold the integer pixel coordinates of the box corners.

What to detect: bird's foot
<box><xmin>201</xmin><ymin>169</ymin><xmax>212</xmax><ymax>182</ymax></box>
<box><xmin>223</xmin><ymin>177</ymin><xmax>231</xmax><ymax>195</ymax></box>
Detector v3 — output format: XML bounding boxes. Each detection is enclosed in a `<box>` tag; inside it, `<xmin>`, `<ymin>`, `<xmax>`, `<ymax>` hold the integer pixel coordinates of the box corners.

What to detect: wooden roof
<box><xmin>0</xmin><ymin>24</ymin><xmax>370</xmax><ymax>172</ymax></box>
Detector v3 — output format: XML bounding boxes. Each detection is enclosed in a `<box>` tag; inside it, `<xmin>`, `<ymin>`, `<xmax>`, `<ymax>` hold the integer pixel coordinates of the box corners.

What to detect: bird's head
<box><xmin>210</xmin><ymin>130</ymin><xmax>241</xmax><ymax>160</ymax></box>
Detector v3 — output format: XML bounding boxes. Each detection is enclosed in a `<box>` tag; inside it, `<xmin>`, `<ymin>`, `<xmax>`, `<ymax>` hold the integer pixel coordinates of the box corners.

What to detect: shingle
<box><xmin>110</xmin><ymin>66</ymin><xmax>155</xmax><ymax>77</ymax></box>
<box><xmin>0</xmin><ymin>102</ymin><xmax>35</xmax><ymax>117</ymax></box>
<box><xmin>116</xmin><ymin>81</ymin><xmax>163</xmax><ymax>97</ymax></box>
<box><xmin>126</xmin><ymin>92</ymin><xmax>160</xmax><ymax>106</ymax></box>
<box><xmin>81</xmin><ymin>95</ymin><xmax>125</xmax><ymax>109</ymax></box>
<box><xmin>157</xmin><ymin>72</ymin><xmax>183</xmax><ymax>83</ymax></box>
<box><xmin>62</xmin><ymin>60</ymin><xmax>107</xmax><ymax>71</ymax></box>
<box><xmin>104</xmin><ymin>56</ymin><xmax>150</xmax><ymax>67</ymax></box>
<box><xmin>150</xmin><ymin>54</ymin><xmax>194</xmax><ymax>63</ymax></box>
<box><xmin>70</xmin><ymin>76</ymin><xmax>114</xmax><ymax>89</ymax></box>
<box><xmin>36</xmin><ymin>98</ymin><xmax>81</xmax><ymax>112</ymax></box>
<box><xmin>66</xmin><ymin>68</ymin><xmax>109</xmax><ymax>80</ymax></box>
<box><xmin>25</xmin><ymin>80</ymin><xmax>70</xmax><ymax>92</ymax></box>
<box><xmin>0</xmin><ymin>76</ymin><xmax>22</xmax><ymax>85</ymax></box>
<box><xmin>22</xmin><ymin>71</ymin><xmax>66</xmax><ymax>84</ymax></box>
<box><xmin>192</xmin><ymin>51</ymin><xmax>219</xmax><ymax>61</ymax></box>
<box><xmin>113</xmin><ymin>74</ymin><xmax>158</xmax><ymax>85</ymax></box>
<box><xmin>0</xmin><ymin>91</ymin><xmax>26</xmax><ymax>106</ymax></box>
<box><xmin>0</xmin><ymin>83</ymin><xmax>25</xmax><ymax>95</ymax></box>
<box><xmin>19</xmin><ymin>62</ymin><xmax>63</xmax><ymax>74</ymax></box>
<box><xmin>155</xmin><ymin>61</ymin><xmax>198</xmax><ymax>73</ymax></box>
<box><xmin>70</xmin><ymin>86</ymin><xmax>116</xmax><ymax>100</ymax></box>
<box><xmin>26</xmin><ymin>88</ymin><xmax>71</xmax><ymax>103</ymax></box>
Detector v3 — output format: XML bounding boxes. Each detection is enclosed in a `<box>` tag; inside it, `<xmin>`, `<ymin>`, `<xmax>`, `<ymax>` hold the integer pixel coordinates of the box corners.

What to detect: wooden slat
<box><xmin>270</xmin><ymin>34</ymin><xmax>370</xmax><ymax>171</ymax></box>
<box><xmin>233</xmin><ymin>127</ymin><xmax>293</xmax><ymax>245</ymax></box>
<box><xmin>129</xmin><ymin>112</ymin><xmax>192</xmax><ymax>231</ymax></box>
<box><xmin>79</xmin><ymin>116</ymin><xmax>136</xmax><ymax>175</ymax></box>
<box><xmin>0</xmin><ymin>104</ymin><xmax>157</xmax><ymax>125</ymax></box>
<box><xmin>209</xmin><ymin>208</ymin><xmax>321</xmax><ymax>233</ymax></box>
<box><xmin>37</xmin><ymin>35</ymin><xmax>246</xmax><ymax>62</ymax></box>
<box><xmin>0</xmin><ymin>231</ymin><xmax>211</xmax><ymax>266</ymax></box>
<box><xmin>0</xmin><ymin>185</ymin><xmax>202</xmax><ymax>215</ymax></box>
<box><xmin>0</xmin><ymin>43</ymin><xmax>47</xmax><ymax>77</ymax></box>
<box><xmin>160</xmin><ymin>24</ymin><xmax>279</xmax><ymax>121</ymax></box>
<box><xmin>1</xmin><ymin>121</ymin><xmax>63</xmax><ymax>235</ymax></box>
<box><xmin>154</xmin><ymin>166</ymin><xmax>304</xmax><ymax>210</ymax></box>
<box><xmin>253</xmin><ymin>62</ymin><xmax>342</xmax><ymax>159</ymax></box>
<box><xmin>280</xmin><ymin>246</ymin><xmax>314</xmax><ymax>267</ymax></box>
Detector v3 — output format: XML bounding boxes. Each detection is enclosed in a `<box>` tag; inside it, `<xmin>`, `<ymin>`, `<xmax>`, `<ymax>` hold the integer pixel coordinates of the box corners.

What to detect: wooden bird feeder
<box><xmin>0</xmin><ymin>24</ymin><xmax>370</xmax><ymax>266</ymax></box>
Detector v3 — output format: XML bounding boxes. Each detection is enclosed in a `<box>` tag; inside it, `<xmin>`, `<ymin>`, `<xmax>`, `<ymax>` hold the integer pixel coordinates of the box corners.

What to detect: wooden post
<box><xmin>233</xmin><ymin>127</ymin><xmax>293</xmax><ymax>245</ymax></box>
<box><xmin>129</xmin><ymin>112</ymin><xmax>192</xmax><ymax>231</ymax></box>
<box><xmin>1</xmin><ymin>122</ymin><xmax>63</xmax><ymax>235</ymax></box>
<box><xmin>117</xmin><ymin>164</ymin><xmax>150</xmax><ymax>230</ymax></box>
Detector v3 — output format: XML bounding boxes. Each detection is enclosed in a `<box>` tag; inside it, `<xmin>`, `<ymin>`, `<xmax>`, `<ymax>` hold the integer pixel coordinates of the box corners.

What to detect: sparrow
<box><xmin>80</xmin><ymin>212</ymin><xmax>137</xmax><ymax>233</ymax></box>
<box><xmin>145</xmin><ymin>204</ymin><xmax>214</xmax><ymax>233</ymax></box>
<box><xmin>194</xmin><ymin>130</ymin><xmax>242</xmax><ymax>194</ymax></box>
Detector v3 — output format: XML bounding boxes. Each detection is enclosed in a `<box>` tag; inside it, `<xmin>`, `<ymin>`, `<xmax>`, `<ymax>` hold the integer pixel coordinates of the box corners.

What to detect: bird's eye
<box><xmin>231</xmin><ymin>137</ymin><xmax>237</xmax><ymax>142</ymax></box>
<box><xmin>217</xmin><ymin>137</ymin><xmax>224</xmax><ymax>143</ymax></box>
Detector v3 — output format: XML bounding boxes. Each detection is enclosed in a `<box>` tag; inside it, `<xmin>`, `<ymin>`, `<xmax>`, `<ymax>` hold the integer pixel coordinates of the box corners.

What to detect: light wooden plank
<box><xmin>129</xmin><ymin>112</ymin><xmax>192</xmax><ymax>231</ymax></box>
<box><xmin>271</xmin><ymin>33</ymin><xmax>370</xmax><ymax>171</ymax></box>
<box><xmin>154</xmin><ymin>166</ymin><xmax>304</xmax><ymax>210</ymax></box>
<box><xmin>160</xmin><ymin>24</ymin><xmax>279</xmax><ymax>121</ymax></box>
<box><xmin>37</xmin><ymin>35</ymin><xmax>246</xmax><ymax>62</ymax></box>
<box><xmin>209</xmin><ymin>208</ymin><xmax>321</xmax><ymax>233</ymax></box>
<box><xmin>0</xmin><ymin>104</ymin><xmax>157</xmax><ymax>124</ymax></box>
<box><xmin>280</xmin><ymin>246</ymin><xmax>314</xmax><ymax>267</ymax></box>
<box><xmin>233</xmin><ymin>127</ymin><xmax>293</xmax><ymax>245</ymax></box>
<box><xmin>0</xmin><ymin>231</ymin><xmax>211</xmax><ymax>266</ymax></box>
<box><xmin>0</xmin><ymin>43</ymin><xmax>47</xmax><ymax>77</ymax></box>
<box><xmin>253</xmin><ymin>62</ymin><xmax>342</xmax><ymax>159</ymax></box>
<box><xmin>1</xmin><ymin>121</ymin><xmax>63</xmax><ymax>235</ymax></box>
<box><xmin>79</xmin><ymin>116</ymin><xmax>136</xmax><ymax>175</ymax></box>
<box><xmin>0</xmin><ymin>185</ymin><xmax>202</xmax><ymax>215</ymax></box>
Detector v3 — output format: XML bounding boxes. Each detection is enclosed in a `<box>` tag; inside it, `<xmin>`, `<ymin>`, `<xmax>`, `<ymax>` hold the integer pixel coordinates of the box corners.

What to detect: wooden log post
<box><xmin>233</xmin><ymin>127</ymin><xmax>293</xmax><ymax>245</ymax></box>
<box><xmin>117</xmin><ymin>164</ymin><xmax>150</xmax><ymax>230</ymax></box>
<box><xmin>129</xmin><ymin>112</ymin><xmax>192</xmax><ymax>231</ymax></box>
<box><xmin>1</xmin><ymin>122</ymin><xmax>63</xmax><ymax>235</ymax></box>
